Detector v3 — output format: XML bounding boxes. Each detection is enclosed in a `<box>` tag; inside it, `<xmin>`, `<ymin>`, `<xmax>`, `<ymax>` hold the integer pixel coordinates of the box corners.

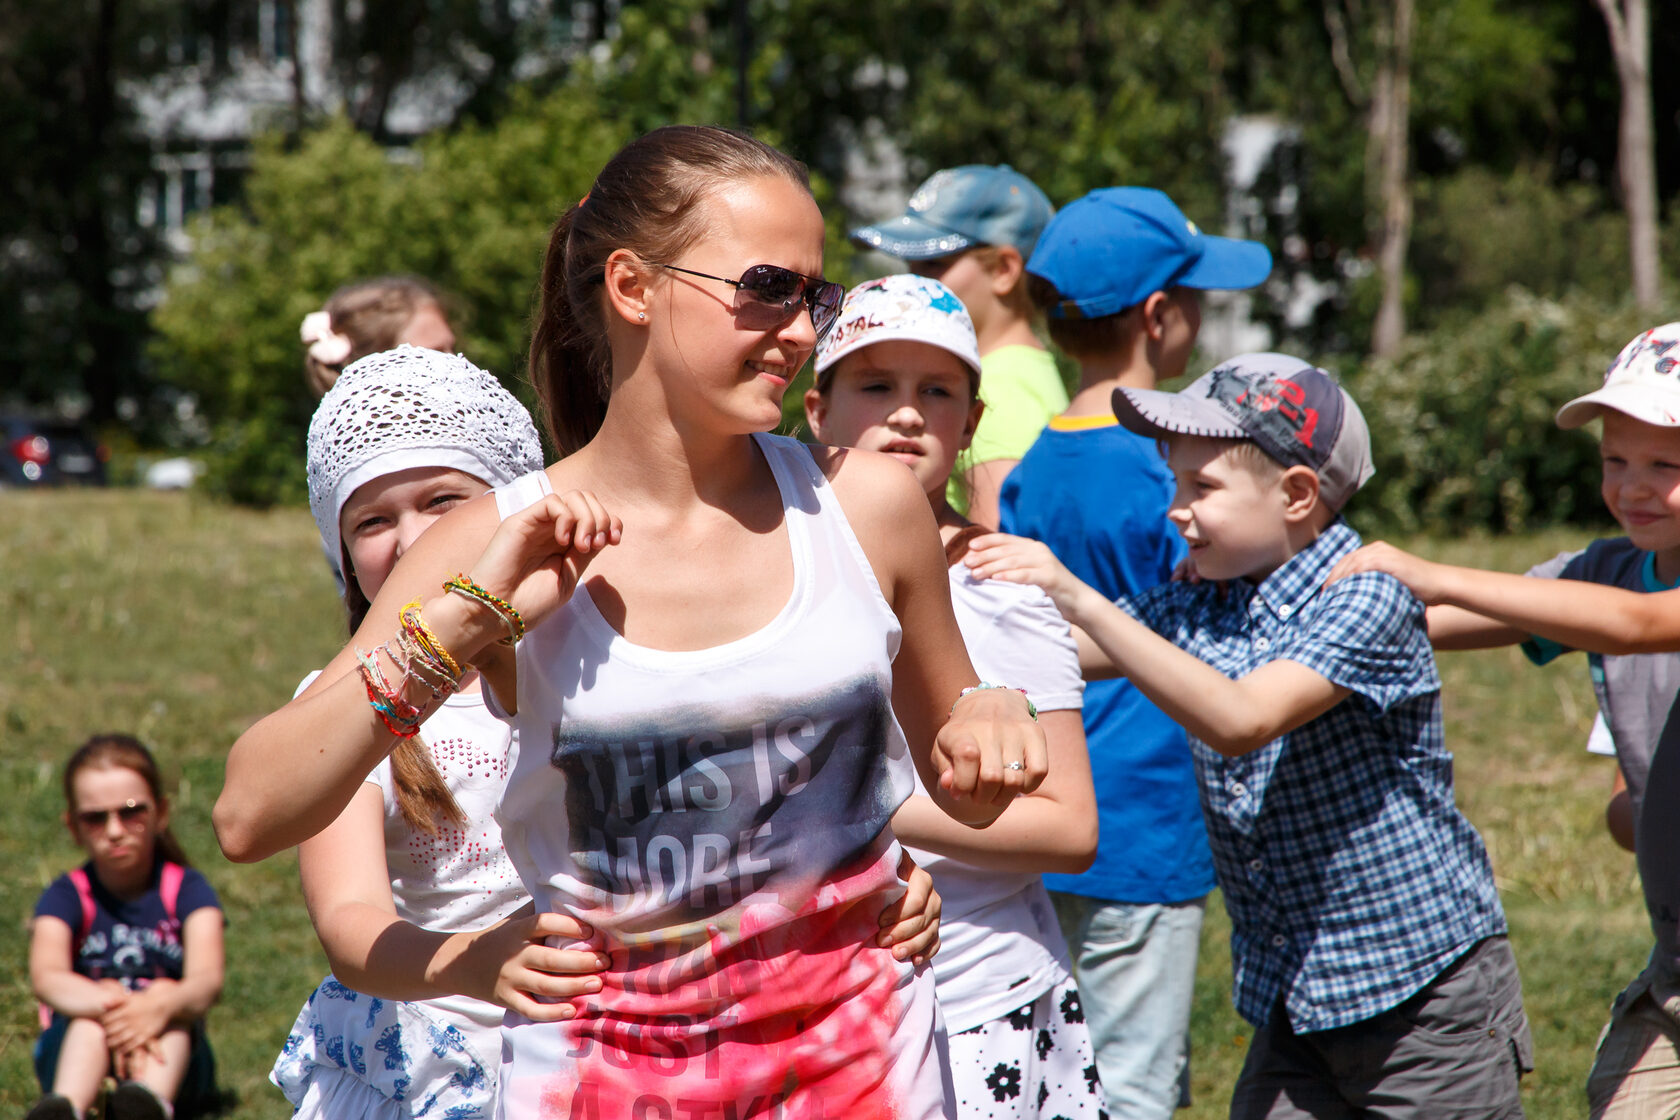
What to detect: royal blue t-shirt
<box><xmin>34</xmin><ymin>859</ymin><xmax>221</xmax><ymax>988</ymax></box>
<box><xmin>1001</xmin><ymin>417</ymin><xmax>1215</xmax><ymax>904</ymax></box>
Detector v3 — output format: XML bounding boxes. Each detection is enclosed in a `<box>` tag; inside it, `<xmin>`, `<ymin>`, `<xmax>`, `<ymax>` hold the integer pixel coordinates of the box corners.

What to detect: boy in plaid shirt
<box><xmin>968</xmin><ymin>353</ymin><xmax>1529</xmax><ymax>1119</ymax></box>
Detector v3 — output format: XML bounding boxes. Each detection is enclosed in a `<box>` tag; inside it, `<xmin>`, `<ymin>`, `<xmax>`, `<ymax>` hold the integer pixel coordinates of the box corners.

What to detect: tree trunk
<box><xmin>74</xmin><ymin>0</ymin><xmax>124</xmax><ymax>423</ymax></box>
<box><xmin>1370</xmin><ymin>0</ymin><xmax>1412</xmax><ymax>359</ymax></box>
<box><xmin>1595</xmin><ymin>0</ymin><xmax>1660</xmax><ymax>310</ymax></box>
<box><xmin>286</xmin><ymin>0</ymin><xmax>306</xmax><ymax>135</ymax></box>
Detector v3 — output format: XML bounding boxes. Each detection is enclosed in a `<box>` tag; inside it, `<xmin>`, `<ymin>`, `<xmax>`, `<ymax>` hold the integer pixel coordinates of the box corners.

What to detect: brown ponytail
<box><xmin>529</xmin><ymin>125</ymin><xmax>811</xmax><ymax>457</ymax></box>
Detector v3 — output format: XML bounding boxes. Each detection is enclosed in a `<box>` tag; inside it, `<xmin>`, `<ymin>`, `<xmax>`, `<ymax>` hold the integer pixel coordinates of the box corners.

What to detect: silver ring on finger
<box><xmin>1005</xmin><ymin>760</ymin><xmax>1025</xmax><ymax>772</ymax></box>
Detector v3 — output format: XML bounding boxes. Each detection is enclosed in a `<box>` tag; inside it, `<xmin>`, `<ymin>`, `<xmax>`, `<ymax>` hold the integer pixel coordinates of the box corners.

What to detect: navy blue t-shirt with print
<box><xmin>34</xmin><ymin>859</ymin><xmax>220</xmax><ymax>989</ymax></box>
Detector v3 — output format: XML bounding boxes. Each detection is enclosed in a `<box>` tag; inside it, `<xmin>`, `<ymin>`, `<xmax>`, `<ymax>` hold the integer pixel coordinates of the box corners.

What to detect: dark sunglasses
<box><xmin>76</xmin><ymin>799</ymin><xmax>152</xmax><ymax>829</ymax></box>
<box><xmin>663</xmin><ymin>264</ymin><xmax>844</xmax><ymax>343</ymax></box>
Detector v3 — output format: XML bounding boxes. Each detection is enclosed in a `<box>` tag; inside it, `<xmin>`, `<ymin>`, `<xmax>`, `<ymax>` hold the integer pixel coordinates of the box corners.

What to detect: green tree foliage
<box><xmin>321</xmin><ymin>0</ymin><xmax>586</xmax><ymax>135</ymax></box>
<box><xmin>1232</xmin><ymin>0</ymin><xmax>1564</xmax><ymax>352</ymax></box>
<box><xmin>888</xmin><ymin>0</ymin><xmax>1238</xmax><ymax>222</ymax></box>
<box><xmin>0</xmin><ymin>0</ymin><xmax>170</xmax><ymax>422</ymax></box>
<box><xmin>141</xmin><ymin>0</ymin><xmax>1680</xmax><ymax>527</ymax></box>
<box><xmin>1345</xmin><ymin>288</ymin><xmax>1666</xmax><ymax>536</ymax></box>
<box><xmin>1411</xmin><ymin>164</ymin><xmax>1631</xmax><ymax>317</ymax></box>
<box><xmin>150</xmin><ymin>90</ymin><xmax>628</xmax><ymax>504</ymax></box>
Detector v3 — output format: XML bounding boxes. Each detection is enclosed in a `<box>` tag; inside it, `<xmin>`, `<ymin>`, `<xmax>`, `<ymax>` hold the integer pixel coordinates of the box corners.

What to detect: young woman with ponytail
<box><xmin>220</xmin><ymin>125</ymin><xmax>1041</xmax><ymax>1118</ymax></box>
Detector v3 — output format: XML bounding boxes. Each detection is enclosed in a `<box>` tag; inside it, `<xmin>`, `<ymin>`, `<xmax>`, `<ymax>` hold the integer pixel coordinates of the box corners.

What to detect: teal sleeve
<box><xmin>1520</xmin><ymin>634</ymin><xmax>1568</xmax><ymax>665</ymax></box>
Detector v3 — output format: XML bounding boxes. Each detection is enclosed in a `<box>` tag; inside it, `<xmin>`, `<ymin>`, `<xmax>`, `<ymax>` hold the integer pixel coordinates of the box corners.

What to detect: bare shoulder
<box><xmin>816</xmin><ymin>444</ymin><xmax>934</xmax><ymax>532</ymax></box>
<box><xmin>813</xmin><ymin>444</ymin><xmax>944</xmax><ymax>603</ymax></box>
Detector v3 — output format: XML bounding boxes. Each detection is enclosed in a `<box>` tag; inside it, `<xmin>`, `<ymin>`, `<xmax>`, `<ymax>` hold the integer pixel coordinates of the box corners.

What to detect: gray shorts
<box><xmin>1229</xmin><ymin>935</ymin><xmax>1533</xmax><ymax>1120</ymax></box>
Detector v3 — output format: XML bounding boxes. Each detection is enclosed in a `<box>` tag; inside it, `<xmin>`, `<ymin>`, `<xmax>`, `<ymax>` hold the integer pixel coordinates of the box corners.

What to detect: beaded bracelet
<box><xmin>443</xmin><ymin>573</ymin><xmax>525</xmax><ymax>645</ymax></box>
<box><xmin>399</xmin><ymin>599</ymin><xmax>463</xmax><ymax>682</ymax></box>
<box><xmin>950</xmin><ymin>682</ymin><xmax>1039</xmax><ymax>722</ymax></box>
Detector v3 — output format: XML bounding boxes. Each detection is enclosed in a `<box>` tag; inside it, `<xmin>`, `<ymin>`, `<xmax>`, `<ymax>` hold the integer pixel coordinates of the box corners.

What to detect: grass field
<box><xmin>0</xmin><ymin>489</ymin><xmax>1651</xmax><ymax>1117</ymax></box>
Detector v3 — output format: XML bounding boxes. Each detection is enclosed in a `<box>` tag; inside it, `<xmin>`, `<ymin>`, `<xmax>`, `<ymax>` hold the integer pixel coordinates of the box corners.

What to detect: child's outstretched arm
<box><xmin>215</xmin><ymin>489</ymin><xmax>622</xmax><ymax>862</ymax></box>
<box><xmin>1328</xmin><ymin>542</ymin><xmax>1680</xmax><ymax>654</ymax></box>
<box><xmin>1425</xmin><ymin>605</ymin><xmax>1530</xmax><ymax>650</ymax></box>
<box><xmin>297</xmin><ymin>784</ymin><xmax>607</xmax><ymax>1023</ymax></box>
<box><xmin>967</xmin><ymin>534</ymin><xmax>1350</xmax><ymax>757</ymax></box>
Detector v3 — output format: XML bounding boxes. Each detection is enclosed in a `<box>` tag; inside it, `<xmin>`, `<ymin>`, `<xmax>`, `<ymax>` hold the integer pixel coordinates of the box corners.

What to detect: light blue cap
<box><xmin>849</xmin><ymin>165</ymin><xmax>1054</xmax><ymax>261</ymax></box>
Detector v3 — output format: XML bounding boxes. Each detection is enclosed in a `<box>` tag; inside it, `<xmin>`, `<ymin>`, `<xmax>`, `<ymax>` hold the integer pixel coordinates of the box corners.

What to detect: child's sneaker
<box><xmin>105</xmin><ymin>1082</ymin><xmax>168</xmax><ymax>1120</ymax></box>
<box><xmin>22</xmin><ymin>1094</ymin><xmax>79</xmax><ymax>1120</ymax></box>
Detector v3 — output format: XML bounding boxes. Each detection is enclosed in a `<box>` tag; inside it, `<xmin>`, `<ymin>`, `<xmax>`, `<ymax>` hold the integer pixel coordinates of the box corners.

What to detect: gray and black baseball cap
<box><xmin>1113</xmin><ymin>353</ymin><xmax>1375</xmax><ymax>510</ymax></box>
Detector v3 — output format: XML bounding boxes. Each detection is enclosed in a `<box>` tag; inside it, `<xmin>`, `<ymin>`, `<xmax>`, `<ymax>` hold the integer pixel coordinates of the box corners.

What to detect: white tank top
<box><xmin>490</xmin><ymin>433</ymin><xmax>951</xmax><ymax>1119</ymax></box>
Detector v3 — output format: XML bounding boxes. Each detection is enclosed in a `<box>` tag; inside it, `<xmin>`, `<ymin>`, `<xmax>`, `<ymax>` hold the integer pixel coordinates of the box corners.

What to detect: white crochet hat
<box><xmin>306</xmin><ymin>345</ymin><xmax>545</xmax><ymax>579</ymax></box>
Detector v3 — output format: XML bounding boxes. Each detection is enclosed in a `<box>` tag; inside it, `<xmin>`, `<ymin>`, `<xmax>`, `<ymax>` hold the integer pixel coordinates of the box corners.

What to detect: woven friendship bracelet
<box><xmin>356</xmin><ymin>645</ymin><xmax>425</xmax><ymax>738</ymax></box>
<box><xmin>393</xmin><ymin>630</ymin><xmax>458</xmax><ymax>698</ymax></box>
<box><xmin>950</xmin><ymin>682</ymin><xmax>1039</xmax><ymax>722</ymax></box>
<box><xmin>443</xmin><ymin>573</ymin><xmax>525</xmax><ymax>645</ymax></box>
<box><xmin>399</xmin><ymin>599</ymin><xmax>463</xmax><ymax>682</ymax></box>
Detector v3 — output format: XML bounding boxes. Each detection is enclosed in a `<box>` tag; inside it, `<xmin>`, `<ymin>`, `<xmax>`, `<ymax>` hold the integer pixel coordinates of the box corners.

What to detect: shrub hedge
<box><xmin>1342</xmin><ymin>288</ymin><xmax>1673</xmax><ymax>537</ymax></box>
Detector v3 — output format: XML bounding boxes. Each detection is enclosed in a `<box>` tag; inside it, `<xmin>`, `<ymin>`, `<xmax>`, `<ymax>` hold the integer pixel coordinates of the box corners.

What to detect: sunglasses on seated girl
<box><xmin>76</xmin><ymin>799</ymin><xmax>153</xmax><ymax>829</ymax></box>
<box><xmin>664</xmin><ymin>264</ymin><xmax>844</xmax><ymax>343</ymax></box>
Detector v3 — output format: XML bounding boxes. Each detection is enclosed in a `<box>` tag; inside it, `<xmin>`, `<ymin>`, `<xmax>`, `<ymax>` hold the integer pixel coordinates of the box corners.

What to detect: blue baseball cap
<box><xmin>849</xmin><ymin>165</ymin><xmax>1054</xmax><ymax>261</ymax></box>
<box><xmin>1029</xmin><ymin>187</ymin><xmax>1272</xmax><ymax>319</ymax></box>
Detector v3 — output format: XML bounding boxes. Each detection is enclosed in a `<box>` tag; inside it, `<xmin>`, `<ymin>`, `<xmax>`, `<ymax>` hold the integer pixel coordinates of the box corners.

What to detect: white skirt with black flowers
<box><xmin>948</xmin><ymin>977</ymin><xmax>1104</xmax><ymax>1120</ymax></box>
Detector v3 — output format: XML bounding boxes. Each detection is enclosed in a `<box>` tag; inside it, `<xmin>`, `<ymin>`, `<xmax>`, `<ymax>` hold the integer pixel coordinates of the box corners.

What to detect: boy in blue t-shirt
<box><xmin>973</xmin><ymin>356</ymin><xmax>1529</xmax><ymax>1119</ymax></box>
<box><xmin>999</xmin><ymin>187</ymin><xmax>1270</xmax><ymax>1119</ymax></box>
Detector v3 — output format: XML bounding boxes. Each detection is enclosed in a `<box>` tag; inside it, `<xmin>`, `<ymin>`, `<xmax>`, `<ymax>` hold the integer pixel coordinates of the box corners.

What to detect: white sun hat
<box><xmin>1557</xmin><ymin>323</ymin><xmax>1680</xmax><ymax>429</ymax></box>
<box><xmin>814</xmin><ymin>274</ymin><xmax>983</xmax><ymax>379</ymax></box>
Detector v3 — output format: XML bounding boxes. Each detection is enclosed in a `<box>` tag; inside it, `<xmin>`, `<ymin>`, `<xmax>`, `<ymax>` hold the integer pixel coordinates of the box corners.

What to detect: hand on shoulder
<box><xmin>1326</xmin><ymin>541</ymin><xmax>1448</xmax><ymax>604</ymax></box>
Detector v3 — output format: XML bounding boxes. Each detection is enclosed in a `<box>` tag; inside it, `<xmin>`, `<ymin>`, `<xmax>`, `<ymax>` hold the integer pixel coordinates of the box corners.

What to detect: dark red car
<box><xmin>1</xmin><ymin>414</ymin><xmax>108</xmax><ymax>487</ymax></box>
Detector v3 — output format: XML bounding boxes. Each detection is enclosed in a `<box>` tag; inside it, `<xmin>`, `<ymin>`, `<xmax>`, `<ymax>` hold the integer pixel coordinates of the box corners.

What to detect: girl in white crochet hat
<box><xmin>221</xmin><ymin>125</ymin><xmax>1040</xmax><ymax>1119</ymax></box>
<box><xmin>270</xmin><ymin>344</ymin><xmax>598</xmax><ymax>1118</ymax></box>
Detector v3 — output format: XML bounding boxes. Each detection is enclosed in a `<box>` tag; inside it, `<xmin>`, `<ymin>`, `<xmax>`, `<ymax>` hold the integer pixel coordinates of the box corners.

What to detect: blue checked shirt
<box><xmin>1122</xmin><ymin>521</ymin><xmax>1507</xmax><ymax>1032</ymax></box>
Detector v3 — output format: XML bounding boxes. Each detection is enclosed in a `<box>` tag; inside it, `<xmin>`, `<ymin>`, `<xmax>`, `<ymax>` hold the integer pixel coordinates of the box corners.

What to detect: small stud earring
<box><xmin>637</xmin><ymin>311</ymin><xmax>647</xmax><ymax>321</ymax></box>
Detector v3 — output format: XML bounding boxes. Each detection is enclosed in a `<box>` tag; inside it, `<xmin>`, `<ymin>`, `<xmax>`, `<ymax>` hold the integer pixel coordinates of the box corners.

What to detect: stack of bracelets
<box><xmin>356</xmin><ymin>575</ymin><xmax>524</xmax><ymax>738</ymax></box>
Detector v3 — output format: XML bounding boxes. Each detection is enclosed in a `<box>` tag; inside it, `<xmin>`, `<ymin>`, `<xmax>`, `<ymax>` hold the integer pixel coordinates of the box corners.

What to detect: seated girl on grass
<box><xmin>28</xmin><ymin>734</ymin><xmax>224</xmax><ymax>1120</ymax></box>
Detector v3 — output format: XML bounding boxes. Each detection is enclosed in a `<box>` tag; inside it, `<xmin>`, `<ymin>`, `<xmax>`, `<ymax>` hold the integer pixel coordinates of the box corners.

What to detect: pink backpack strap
<box><xmin>67</xmin><ymin>867</ymin><xmax>96</xmax><ymax>948</ymax></box>
<box><xmin>159</xmin><ymin>861</ymin><xmax>184</xmax><ymax>922</ymax></box>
